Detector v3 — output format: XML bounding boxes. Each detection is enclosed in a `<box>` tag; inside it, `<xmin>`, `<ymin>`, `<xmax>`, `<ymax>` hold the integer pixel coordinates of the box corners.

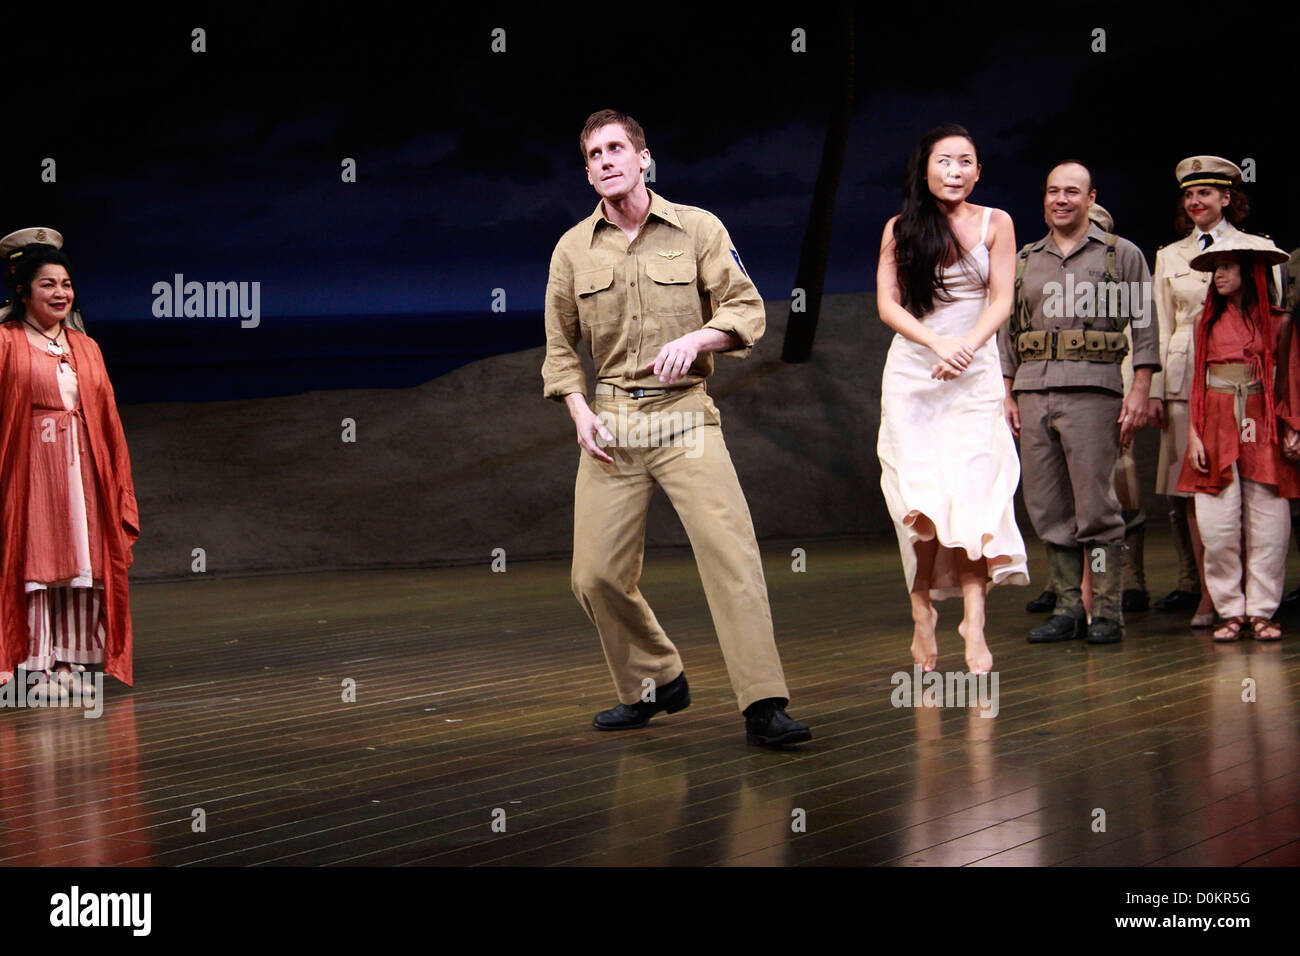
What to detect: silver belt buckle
<box><xmin>629</xmin><ymin>387</ymin><xmax>648</xmax><ymax>399</ymax></box>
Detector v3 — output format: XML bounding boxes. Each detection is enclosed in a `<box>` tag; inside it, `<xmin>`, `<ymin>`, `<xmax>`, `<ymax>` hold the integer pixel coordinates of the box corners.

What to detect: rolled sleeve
<box><xmin>541</xmin><ymin>247</ymin><xmax>587</xmax><ymax>400</ymax></box>
<box><xmin>696</xmin><ymin>218</ymin><xmax>764</xmax><ymax>359</ymax></box>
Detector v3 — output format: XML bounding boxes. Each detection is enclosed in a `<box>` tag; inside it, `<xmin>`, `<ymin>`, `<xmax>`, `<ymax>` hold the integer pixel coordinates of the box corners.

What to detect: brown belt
<box><xmin>595</xmin><ymin>382</ymin><xmax>682</xmax><ymax>400</ymax></box>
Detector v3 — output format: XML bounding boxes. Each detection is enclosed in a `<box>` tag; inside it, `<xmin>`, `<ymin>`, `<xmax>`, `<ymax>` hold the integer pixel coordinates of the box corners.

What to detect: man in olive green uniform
<box><xmin>1023</xmin><ymin>201</ymin><xmax>1151</xmax><ymax>613</ymax></box>
<box><xmin>999</xmin><ymin>162</ymin><xmax>1161</xmax><ymax>644</ymax></box>
<box><xmin>542</xmin><ymin>109</ymin><xmax>810</xmax><ymax>747</ymax></box>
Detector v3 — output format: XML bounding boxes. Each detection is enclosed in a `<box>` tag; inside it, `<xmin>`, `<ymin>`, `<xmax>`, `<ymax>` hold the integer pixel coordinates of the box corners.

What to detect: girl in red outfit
<box><xmin>1177</xmin><ymin>235</ymin><xmax>1299</xmax><ymax>641</ymax></box>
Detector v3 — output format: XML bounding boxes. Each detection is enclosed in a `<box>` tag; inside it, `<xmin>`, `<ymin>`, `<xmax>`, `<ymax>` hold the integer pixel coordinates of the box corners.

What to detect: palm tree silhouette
<box><xmin>781</xmin><ymin>0</ymin><xmax>854</xmax><ymax>363</ymax></box>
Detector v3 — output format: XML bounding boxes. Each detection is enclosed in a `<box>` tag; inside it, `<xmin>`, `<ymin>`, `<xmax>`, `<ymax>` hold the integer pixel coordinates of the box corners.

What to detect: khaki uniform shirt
<box><xmin>542</xmin><ymin>190</ymin><xmax>763</xmax><ymax>400</ymax></box>
<box><xmin>998</xmin><ymin>222</ymin><xmax>1160</xmax><ymax>395</ymax></box>
<box><xmin>1150</xmin><ymin>220</ymin><xmax>1239</xmax><ymax>402</ymax></box>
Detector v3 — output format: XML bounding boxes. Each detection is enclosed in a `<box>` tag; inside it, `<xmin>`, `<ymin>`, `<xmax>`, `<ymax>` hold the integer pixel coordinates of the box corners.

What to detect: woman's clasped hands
<box><xmin>930</xmin><ymin>336</ymin><xmax>975</xmax><ymax>381</ymax></box>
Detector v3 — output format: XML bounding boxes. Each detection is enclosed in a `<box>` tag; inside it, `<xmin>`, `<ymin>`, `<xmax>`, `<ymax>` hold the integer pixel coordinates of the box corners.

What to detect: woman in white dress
<box><xmin>876</xmin><ymin>124</ymin><xmax>1028</xmax><ymax>675</ymax></box>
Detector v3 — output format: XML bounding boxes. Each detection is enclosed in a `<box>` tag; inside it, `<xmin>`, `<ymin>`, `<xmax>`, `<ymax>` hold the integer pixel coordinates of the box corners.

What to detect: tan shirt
<box><xmin>1151</xmin><ymin>228</ymin><xmax>1221</xmax><ymax>401</ymax></box>
<box><xmin>998</xmin><ymin>222</ymin><xmax>1160</xmax><ymax>394</ymax></box>
<box><xmin>542</xmin><ymin>190</ymin><xmax>763</xmax><ymax>400</ymax></box>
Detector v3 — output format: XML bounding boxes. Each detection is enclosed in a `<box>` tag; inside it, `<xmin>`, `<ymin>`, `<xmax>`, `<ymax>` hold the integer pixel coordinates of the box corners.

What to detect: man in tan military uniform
<box><xmin>0</xmin><ymin>227</ymin><xmax>86</xmax><ymax>332</ymax></box>
<box><xmin>999</xmin><ymin>162</ymin><xmax>1161</xmax><ymax>644</ymax></box>
<box><xmin>543</xmin><ymin>109</ymin><xmax>810</xmax><ymax>747</ymax></box>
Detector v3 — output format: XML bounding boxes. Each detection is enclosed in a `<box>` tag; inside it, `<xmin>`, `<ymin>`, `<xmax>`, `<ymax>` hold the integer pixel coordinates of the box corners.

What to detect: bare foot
<box><xmin>910</xmin><ymin>605</ymin><xmax>939</xmax><ymax>672</ymax></box>
<box><xmin>959</xmin><ymin>619</ymin><xmax>993</xmax><ymax>675</ymax></box>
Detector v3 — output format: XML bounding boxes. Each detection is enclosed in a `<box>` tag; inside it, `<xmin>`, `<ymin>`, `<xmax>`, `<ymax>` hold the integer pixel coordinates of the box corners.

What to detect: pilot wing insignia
<box><xmin>657</xmin><ymin>250</ymin><xmax>684</xmax><ymax>259</ymax></box>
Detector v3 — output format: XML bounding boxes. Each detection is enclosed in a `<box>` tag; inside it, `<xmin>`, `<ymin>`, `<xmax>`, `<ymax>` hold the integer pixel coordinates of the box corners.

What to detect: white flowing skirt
<box><xmin>877</xmin><ymin>301</ymin><xmax>1029</xmax><ymax>600</ymax></box>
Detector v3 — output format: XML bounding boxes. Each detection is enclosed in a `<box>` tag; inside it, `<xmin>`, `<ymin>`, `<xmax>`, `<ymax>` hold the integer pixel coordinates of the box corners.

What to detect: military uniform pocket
<box><xmin>644</xmin><ymin>258</ymin><xmax>699</xmax><ymax>316</ymax></box>
<box><xmin>575</xmin><ymin>265</ymin><xmax>617</xmax><ymax>348</ymax></box>
<box><xmin>1017</xmin><ymin>330</ymin><xmax>1049</xmax><ymax>360</ymax></box>
<box><xmin>1056</xmin><ymin>329</ymin><xmax>1085</xmax><ymax>360</ymax></box>
<box><xmin>1165</xmin><ymin>326</ymin><xmax>1193</xmax><ymax>395</ymax></box>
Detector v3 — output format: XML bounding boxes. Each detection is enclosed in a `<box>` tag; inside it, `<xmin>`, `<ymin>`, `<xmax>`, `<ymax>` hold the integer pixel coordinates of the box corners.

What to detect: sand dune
<box><xmin>119</xmin><ymin>293</ymin><xmax>1161</xmax><ymax>580</ymax></box>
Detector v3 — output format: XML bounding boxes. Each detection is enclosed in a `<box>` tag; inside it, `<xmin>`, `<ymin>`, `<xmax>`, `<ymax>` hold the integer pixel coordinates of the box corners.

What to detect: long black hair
<box><xmin>1203</xmin><ymin>250</ymin><xmax>1264</xmax><ymax>337</ymax></box>
<box><xmin>893</xmin><ymin>124</ymin><xmax>980</xmax><ymax>317</ymax></box>
<box><xmin>3</xmin><ymin>244</ymin><xmax>78</xmax><ymax>326</ymax></box>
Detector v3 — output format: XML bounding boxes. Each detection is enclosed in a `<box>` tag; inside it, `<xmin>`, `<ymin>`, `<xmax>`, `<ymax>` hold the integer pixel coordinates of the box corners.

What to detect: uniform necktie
<box><xmin>1200</xmin><ymin>233</ymin><xmax>1213</xmax><ymax>250</ymax></box>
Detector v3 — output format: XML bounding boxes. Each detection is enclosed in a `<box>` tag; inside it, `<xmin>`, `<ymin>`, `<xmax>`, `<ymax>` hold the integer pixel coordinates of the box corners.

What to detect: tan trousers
<box><xmin>571</xmin><ymin>386</ymin><xmax>789</xmax><ymax>713</ymax></box>
<box><xmin>1195</xmin><ymin>467</ymin><xmax>1291</xmax><ymax>618</ymax></box>
<box><xmin>1016</xmin><ymin>389</ymin><xmax>1126</xmax><ymax>548</ymax></box>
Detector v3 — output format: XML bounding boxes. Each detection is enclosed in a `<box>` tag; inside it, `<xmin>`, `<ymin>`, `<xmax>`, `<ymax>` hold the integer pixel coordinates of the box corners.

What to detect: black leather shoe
<box><xmin>1025</xmin><ymin>589</ymin><xmax>1057</xmax><ymax>613</ymax></box>
<box><xmin>1153</xmin><ymin>589</ymin><xmax>1200</xmax><ymax>612</ymax></box>
<box><xmin>592</xmin><ymin>672</ymin><xmax>690</xmax><ymax>730</ymax></box>
<box><xmin>743</xmin><ymin>698</ymin><xmax>812</xmax><ymax>747</ymax></box>
<box><xmin>1086</xmin><ymin>616</ymin><xmax>1123</xmax><ymax>644</ymax></box>
<box><xmin>1028</xmin><ymin>614</ymin><xmax>1086</xmax><ymax>643</ymax></box>
<box><xmin>1122</xmin><ymin>589</ymin><xmax>1149</xmax><ymax>613</ymax></box>
<box><xmin>1280</xmin><ymin>586</ymin><xmax>1300</xmax><ymax>610</ymax></box>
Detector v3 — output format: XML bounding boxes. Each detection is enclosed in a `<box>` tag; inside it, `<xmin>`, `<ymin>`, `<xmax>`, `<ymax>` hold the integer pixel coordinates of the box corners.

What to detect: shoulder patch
<box><xmin>730</xmin><ymin>248</ymin><xmax>748</xmax><ymax>277</ymax></box>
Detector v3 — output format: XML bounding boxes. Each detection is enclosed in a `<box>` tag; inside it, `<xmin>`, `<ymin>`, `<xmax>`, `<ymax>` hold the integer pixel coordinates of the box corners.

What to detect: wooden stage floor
<box><xmin>2</xmin><ymin>531</ymin><xmax>1297</xmax><ymax>867</ymax></box>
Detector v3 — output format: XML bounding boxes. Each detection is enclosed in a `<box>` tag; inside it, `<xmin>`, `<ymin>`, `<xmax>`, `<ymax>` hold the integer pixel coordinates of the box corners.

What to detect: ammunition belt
<box><xmin>1016</xmin><ymin>329</ymin><xmax>1129</xmax><ymax>363</ymax></box>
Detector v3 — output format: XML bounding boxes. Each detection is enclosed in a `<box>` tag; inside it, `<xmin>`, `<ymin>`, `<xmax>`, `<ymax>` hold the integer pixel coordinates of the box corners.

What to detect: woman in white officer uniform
<box><xmin>1150</xmin><ymin>156</ymin><xmax>1256</xmax><ymax>626</ymax></box>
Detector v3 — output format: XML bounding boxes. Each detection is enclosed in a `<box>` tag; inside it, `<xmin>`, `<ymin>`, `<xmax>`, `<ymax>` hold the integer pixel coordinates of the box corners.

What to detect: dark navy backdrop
<box><xmin>1</xmin><ymin>1</ymin><xmax>1293</xmax><ymax>402</ymax></box>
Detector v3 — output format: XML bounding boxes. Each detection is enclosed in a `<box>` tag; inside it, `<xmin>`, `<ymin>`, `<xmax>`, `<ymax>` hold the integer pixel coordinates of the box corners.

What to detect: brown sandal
<box><xmin>1212</xmin><ymin>616</ymin><xmax>1246</xmax><ymax>642</ymax></box>
<box><xmin>1249</xmin><ymin>616</ymin><xmax>1282</xmax><ymax>642</ymax></box>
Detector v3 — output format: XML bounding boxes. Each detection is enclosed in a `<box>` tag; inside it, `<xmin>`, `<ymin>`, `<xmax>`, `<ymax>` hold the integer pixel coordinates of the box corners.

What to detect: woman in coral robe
<box><xmin>0</xmin><ymin>243</ymin><xmax>138</xmax><ymax>690</ymax></box>
<box><xmin>1177</xmin><ymin>235</ymin><xmax>1298</xmax><ymax>642</ymax></box>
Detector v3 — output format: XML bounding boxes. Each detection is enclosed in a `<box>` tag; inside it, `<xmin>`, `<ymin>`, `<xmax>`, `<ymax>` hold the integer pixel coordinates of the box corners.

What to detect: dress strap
<box><xmin>979</xmin><ymin>206</ymin><xmax>992</xmax><ymax>245</ymax></box>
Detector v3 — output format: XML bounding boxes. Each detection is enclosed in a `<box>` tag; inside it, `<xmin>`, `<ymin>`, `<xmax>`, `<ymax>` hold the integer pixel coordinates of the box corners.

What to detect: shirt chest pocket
<box><xmin>1170</xmin><ymin>269</ymin><xmax>1209</xmax><ymax>317</ymax></box>
<box><xmin>575</xmin><ymin>266</ymin><xmax>617</xmax><ymax>329</ymax></box>
<box><xmin>644</xmin><ymin>259</ymin><xmax>700</xmax><ymax>316</ymax></box>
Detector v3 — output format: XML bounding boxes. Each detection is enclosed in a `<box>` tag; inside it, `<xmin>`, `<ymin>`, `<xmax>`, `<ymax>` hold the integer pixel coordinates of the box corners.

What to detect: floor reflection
<box><xmin>0</xmin><ymin>694</ymin><xmax>149</xmax><ymax>865</ymax></box>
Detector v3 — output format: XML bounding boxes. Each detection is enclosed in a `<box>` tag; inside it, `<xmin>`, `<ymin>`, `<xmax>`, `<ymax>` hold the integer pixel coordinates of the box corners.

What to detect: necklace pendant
<box><xmin>46</xmin><ymin>341</ymin><xmax>64</xmax><ymax>356</ymax></box>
